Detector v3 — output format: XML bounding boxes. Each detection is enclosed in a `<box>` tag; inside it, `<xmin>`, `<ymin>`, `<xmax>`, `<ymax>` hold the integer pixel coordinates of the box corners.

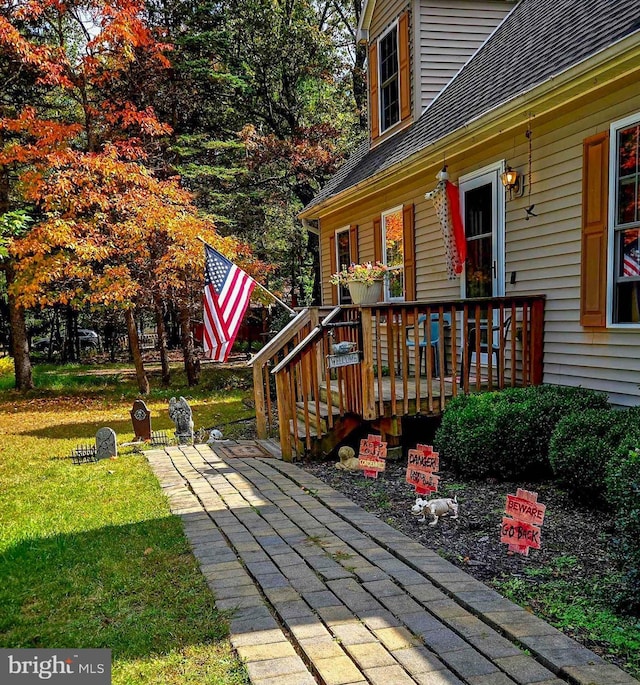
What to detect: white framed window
<box><xmin>378</xmin><ymin>22</ymin><xmax>400</xmax><ymax>133</ymax></box>
<box><xmin>335</xmin><ymin>226</ymin><xmax>352</xmax><ymax>304</ymax></box>
<box><xmin>382</xmin><ymin>205</ymin><xmax>404</xmax><ymax>300</ymax></box>
<box><xmin>608</xmin><ymin>113</ymin><xmax>640</xmax><ymax>326</ymax></box>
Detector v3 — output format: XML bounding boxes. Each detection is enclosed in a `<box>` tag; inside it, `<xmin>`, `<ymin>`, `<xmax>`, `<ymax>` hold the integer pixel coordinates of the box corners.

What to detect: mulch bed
<box><xmin>300</xmin><ymin>458</ymin><xmax>626</xmax><ymax>664</ymax></box>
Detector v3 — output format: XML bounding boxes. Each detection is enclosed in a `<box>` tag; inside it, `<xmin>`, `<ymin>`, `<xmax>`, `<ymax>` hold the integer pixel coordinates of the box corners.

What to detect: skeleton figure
<box><xmin>169</xmin><ymin>396</ymin><xmax>194</xmax><ymax>444</ymax></box>
<box><xmin>411</xmin><ymin>495</ymin><xmax>459</xmax><ymax>526</ymax></box>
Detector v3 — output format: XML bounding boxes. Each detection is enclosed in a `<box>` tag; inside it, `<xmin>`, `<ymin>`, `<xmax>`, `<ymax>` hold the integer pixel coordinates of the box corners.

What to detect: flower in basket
<box><xmin>330</xmin><ymin>262</ymin><xmax>388</xmax><ymax>287</ymax></box>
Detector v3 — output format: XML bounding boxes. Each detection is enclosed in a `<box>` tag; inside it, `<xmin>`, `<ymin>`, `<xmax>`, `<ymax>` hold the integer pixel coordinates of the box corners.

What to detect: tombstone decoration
<box><xmin>168</xmin><ymin>396</ymin><xmax>194</xmax><ymax>444</ymax></box>
<box><xmin>358</xmin><ymin>434</ymin><xmax>387</xmax><ymax>479</ymax></box>
<box><xmin>500</xmin><ymin>488</ymin><xmax>546</xmax><ymax>556</ymax></box>
<box><xmin>95</xmin><ymin>427</ymin><xmax>118</xmax><ymax>460</ymax></box>
<box><xmin>130</xmin><ymin>399</ymin><xmax>152</xmax><ymax>441</ymax></box>
<box><xmin>406</xmin><ymin>444</ymin><xmax>440</xmax><ymax>495</ymax></box>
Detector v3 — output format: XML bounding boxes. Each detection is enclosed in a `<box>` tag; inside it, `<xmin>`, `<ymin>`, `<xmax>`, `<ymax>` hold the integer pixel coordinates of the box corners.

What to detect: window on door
<box><xmin>335</xmin><ymin>227</ymin><xmax>352</xmax><ymax>304</ymax></box>
<box><xmin>611</xmin><ymin>115</ymin><xmax>640</xmax><ymax>324</ymax></box>
<box><xmin>382</xmin><ymin>206</ymin><xmax>404</xmax><ymax>300</ymax></box>
<box><xmin>464</xmin><ymin>184</ymin><xmax>493</xmax><ymax>298</ymax></box>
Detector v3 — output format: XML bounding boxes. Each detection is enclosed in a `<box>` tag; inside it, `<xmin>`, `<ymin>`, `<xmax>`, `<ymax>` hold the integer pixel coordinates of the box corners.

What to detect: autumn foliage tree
<box><xmin>0</xmin><ymin>0</ymin><xmax>263</xmax><ymax>390</ymax></box>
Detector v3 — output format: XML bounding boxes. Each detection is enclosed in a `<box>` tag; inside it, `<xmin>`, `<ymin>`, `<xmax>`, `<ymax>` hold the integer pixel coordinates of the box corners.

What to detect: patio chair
<box><xmin>462</xmin><ymin>315</ymin><xmax>512</xmax><ymax>386</ymax></box>
<box><xmin>405</xmin><ymin>313</ymin><xmax>450</xmax><ymax>376</ymax></box>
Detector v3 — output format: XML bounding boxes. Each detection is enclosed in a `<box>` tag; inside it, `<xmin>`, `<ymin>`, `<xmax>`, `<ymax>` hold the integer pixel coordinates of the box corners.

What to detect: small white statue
<box><xmin>411</xmin><ymin>495</ymin><xmax>459</xmax><ymax>526</ymax></box>
<box><xmin>334</xmin><ymin>446</ymin><xmax>359</xmax><ymax>471</ymax></box>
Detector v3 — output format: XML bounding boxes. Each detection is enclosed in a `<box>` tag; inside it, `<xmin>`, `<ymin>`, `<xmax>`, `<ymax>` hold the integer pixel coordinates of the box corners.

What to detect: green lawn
<box><xmin>0</xmin><ymin>360</ymin><xmax>253</xmax><ymax>684</ymax></box>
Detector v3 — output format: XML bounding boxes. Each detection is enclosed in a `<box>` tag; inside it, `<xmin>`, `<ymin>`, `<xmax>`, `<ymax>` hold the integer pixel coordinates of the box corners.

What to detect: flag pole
<box><xmin>198</xmin><ymin>236</ymin><xmax>296</xmax><ymax>316</ymax></box>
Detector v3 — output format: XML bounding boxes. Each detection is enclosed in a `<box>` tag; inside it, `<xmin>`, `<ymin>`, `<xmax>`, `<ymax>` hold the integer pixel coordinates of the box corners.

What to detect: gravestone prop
<box><xmin>96</xmin><ymin>427</ymin><xmax>118</xmax><ymax>460</ymax></box>
<box><xmin>130</xmin><ymin>400</ymin><xmax>152</xmax><ymax>441</ymax></box>
<box><xmin>168</xmin><ymin>396</ymin><xmax>194</xmax><ymax>444</ymax></box>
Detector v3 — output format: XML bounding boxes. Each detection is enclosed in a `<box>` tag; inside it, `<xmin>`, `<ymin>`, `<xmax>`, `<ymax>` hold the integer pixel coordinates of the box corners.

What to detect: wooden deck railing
<box><xmin>249</xmin><ymin>306</ymin><xmax>337</xmax><ymax>439</ymax></box>
<box><xmin>260</xmin><ymin>296</ymin><xmax>545</xmax><ymax>461</ymax></box>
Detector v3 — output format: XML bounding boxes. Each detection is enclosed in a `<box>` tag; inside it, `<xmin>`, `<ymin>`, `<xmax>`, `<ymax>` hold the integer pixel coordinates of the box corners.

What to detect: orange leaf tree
<box><xmin>0</xmin><ymin>0</ymin><xmax>265</xmax><ymax>390</ymax></box>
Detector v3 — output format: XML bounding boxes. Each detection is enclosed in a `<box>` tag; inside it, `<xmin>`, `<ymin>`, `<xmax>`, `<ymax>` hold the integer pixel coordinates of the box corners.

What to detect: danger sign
<box><xmin>406</xmin><ymin>444</ymin><xmax>439</xmax><ymax>495</ymax></box>
<box><xmin>500</xmin><ymin>488</ymin><xmax>545</xmax><ymax>556</ymax></box>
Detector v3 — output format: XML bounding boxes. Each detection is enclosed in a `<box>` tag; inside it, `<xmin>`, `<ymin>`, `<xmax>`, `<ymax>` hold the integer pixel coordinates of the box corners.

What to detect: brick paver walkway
<box><xmin>146</xmin><ymin>442</ymin><xmax>639</xmax><ymax>685</ymax></box>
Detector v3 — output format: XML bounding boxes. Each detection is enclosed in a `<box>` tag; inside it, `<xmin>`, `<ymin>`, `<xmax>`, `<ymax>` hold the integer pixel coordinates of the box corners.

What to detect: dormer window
<box><xmin>368</xmin><ymin>11</ymin><xmax>411</xmax><ymax>142</ymax></box>
<box><xmin>379</xmin><ymin>25</ymin><xmax>400</xmax><ymax>132</ymax></box>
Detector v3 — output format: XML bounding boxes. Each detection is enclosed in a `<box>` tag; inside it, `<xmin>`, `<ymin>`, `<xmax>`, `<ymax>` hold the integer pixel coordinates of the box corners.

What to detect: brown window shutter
<box><xmin>403</xmin><ymin>203</ymin><xmax>416</xmax><ymax>301</ymax></box>
<box><xmin>580</xmin><ymin>132</ymin><xmax>609</xmax><ymax>327</ymax></box>
<box><xmin>398</xmin><ymin>11</ymin><xmax>411</xmax><ymax>122</ymax></box>
<box><xmin>369</xmin><ymin>42</ymin><xmax>380</xmax><ymax>141</ymax></box>
<box><xmin>329</xmin><ymin>234</ymin><xmax>337</xmax><ymax>305</ymax></box>
<box><xmin>373</xmin><ymin>216</ymin><xmax>382</xmax><ymax>264</ymax></box>
<box><xmin>349</xmin><ymin>224</ymin><xmax>359</xmax><ymax>264</ymax></box>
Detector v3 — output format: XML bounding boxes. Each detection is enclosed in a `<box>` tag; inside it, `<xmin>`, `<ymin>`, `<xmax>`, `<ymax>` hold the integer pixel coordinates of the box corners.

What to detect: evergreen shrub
<box><xmin>434</xmin><ymin>385</ymin><xmax>610</xmax><ymax>481</ymax></box>
<box><xmin>548</xmin><ymin>408</ymin><xmax>628</xmax><ymax>503</ymax></box>
<box><xmin>605</xmin><ymin>409</ymin><xmax>640</xmax><ymax>612</ymax></box>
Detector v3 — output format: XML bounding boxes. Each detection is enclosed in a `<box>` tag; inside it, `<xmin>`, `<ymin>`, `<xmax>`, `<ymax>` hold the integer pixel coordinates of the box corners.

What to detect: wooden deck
<box><xmin>251</xmin><ymin>296</ymin><xmax>546</xmax><ymax>460</ymax></box>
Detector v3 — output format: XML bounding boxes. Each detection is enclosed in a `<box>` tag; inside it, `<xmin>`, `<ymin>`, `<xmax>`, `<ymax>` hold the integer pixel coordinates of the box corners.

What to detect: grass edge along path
<box><xmin>0</xmin><ymin>368</ymin><xmax>250</xmax><ymax>685</ymax></box>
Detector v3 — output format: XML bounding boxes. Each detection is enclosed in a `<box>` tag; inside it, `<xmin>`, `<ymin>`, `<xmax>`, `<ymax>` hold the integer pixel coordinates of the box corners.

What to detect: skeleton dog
<box><xmin>411</xmin><ymin>495</ymin><xmax>459</xmax><ymax>526</ymax></box>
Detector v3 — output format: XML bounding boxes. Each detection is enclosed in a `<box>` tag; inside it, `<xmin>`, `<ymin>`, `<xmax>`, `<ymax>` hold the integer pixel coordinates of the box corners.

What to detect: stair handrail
<box><xmin>271</xmin><ymin>306</ymin><xmax>342</xmax><ymax>375</ymax></box>
<box><xmin>247</xmin><ymin>308</ymin><xmax>310</xmax><ymax>368</ymax></box>
<box><xmin>248</xmin><ymin>307</ymin><xmax>311</xmax><ymax>440</ymax></box>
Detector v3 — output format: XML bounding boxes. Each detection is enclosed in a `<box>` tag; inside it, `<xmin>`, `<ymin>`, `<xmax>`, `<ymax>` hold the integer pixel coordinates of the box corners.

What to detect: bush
<box><xmin>605</xmin><ymin>410</ymin><xmax>640</xmax><ymax>612</ymax></box>
<box><xmin>435</xmin><ymin>385</ymin><xmax>610</xmax><ymax>481</ymax></box>
<box><xmin>606</xmin><ymin>446</ymin><xmax>640</xmax><ymax>613</ymax></box>
<box><xmin>549</xmin><ymin>409</ymin><xmax>628</xmax><ymax>503</ymax></box>
<box><xmin>0</xmin><ymin>356</ymin><xmax>13</xmax><ymax>377</ymax></box>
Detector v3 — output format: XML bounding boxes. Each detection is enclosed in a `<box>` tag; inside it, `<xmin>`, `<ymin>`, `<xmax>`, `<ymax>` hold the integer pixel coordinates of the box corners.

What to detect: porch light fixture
<box><xmin>501</xmin><ymin>166</ymin><xmax>521</xmax><ymax>199</ymax></box>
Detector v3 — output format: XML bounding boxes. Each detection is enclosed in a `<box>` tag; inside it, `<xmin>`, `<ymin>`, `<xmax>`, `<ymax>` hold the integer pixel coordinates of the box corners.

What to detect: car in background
<box><xmin>77</xmin><ymin>329</ymin><xmax>100</xmax><ymax>350</ymax></box>
<box><xmin>31</xmin><ymin>329</ymin><xmax>100</xmax><ymax>353</ymax></box>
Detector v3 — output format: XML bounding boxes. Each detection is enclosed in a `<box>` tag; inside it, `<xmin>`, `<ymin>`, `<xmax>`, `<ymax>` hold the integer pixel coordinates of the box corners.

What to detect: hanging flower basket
<box><xmin>348</xmin><ymin>279</ymin><xmax>383</xmax><ymax>305</ymax></box>
<box><xmin>330</xmin><ymin>262</ymin><xmax>387</xmax><ymax>304</ymax></box>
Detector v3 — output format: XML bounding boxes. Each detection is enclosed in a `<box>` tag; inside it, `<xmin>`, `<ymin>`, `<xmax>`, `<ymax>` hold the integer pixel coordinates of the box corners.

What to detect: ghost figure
<box><xmin>168</xmin><ymin>396</ymin><xmax>194</xmax><ymax>444</ymax></box>
<box><xmin>425</xmin><ymin>169</ymin><xmax>466</xmax><ymax>279</ymax></box>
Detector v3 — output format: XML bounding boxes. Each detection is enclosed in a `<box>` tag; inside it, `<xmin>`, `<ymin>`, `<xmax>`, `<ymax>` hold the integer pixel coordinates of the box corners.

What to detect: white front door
<box><xmin>459</xmin><ymin>163</ymin><xmax>506</xmax><ymax>365</ymax></box>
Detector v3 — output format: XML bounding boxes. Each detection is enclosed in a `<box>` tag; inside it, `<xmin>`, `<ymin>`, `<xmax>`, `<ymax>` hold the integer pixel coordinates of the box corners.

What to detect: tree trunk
<box><xmin>5</xmin><ymin>262</ymin><xmax>33</xmax><ymax>390</ymax></box>
<box><xmin>125</xmin><ymin>308</ymin><xmax>149</xmax><ymax>394</ymax></box>
<box><xmin>179</xmin><ymin>302</ymin><xmax>200</xmax><ymax>386</ymax></box>
<box><xmin>62</xmin><ymin>305</ymin><xmax>77</xmax><ymax>362</ymax></box>
<box><xmin>153</xmin><ymin>293</ymin><xmax>171</xmax><ymax>386</ymax></box>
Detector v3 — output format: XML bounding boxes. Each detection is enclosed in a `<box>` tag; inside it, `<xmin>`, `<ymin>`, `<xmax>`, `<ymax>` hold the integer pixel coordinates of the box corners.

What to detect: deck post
<box><xmin>275</xmin><ymin>370</ymin><xmax>293</xmax><ymax>461</ymax></box>
<box><xmin>361</xmin><ymin>307</ymin><xmax>376</xmax><ymax>420</ymax></box>
<box><xmin>253</xmin><ymin>363</ymin><xmax>268</xmax><ymax>439</ymax></box>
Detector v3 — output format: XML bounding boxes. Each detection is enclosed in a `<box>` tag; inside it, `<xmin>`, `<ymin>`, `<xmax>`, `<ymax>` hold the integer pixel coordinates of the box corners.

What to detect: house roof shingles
<box><xmin>305</xmin><ymin>0</ymin><xmax>640</xmax><ymax>214</ymax></box>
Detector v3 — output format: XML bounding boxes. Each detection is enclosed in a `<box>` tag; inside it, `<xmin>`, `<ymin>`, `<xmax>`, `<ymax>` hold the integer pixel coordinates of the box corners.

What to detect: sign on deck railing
<box><xmin>327</xmin><ymin>351</ymin><xmax>361</xmax><ymax>369</ymax></box>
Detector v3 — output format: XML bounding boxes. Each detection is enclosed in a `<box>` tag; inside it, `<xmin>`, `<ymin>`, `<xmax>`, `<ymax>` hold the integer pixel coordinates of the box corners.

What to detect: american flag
<box><xmin>203</xmin><ymin>244</ymin><xmax>256</xmax><ymax>362</ymax></box>
<box><xmin>623</xmin><ymin>248</ymin><xmax>640</xmax><ymax>277</ymax></box>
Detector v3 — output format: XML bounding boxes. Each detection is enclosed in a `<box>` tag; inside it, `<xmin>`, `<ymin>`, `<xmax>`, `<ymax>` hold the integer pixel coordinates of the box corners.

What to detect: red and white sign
<box><xmin>406</xmin><ymin>444</ymin><xmax>440</xmax><ymax>494</ymax></box>
<box><xmin>358</xmin><ymin>434</ymin><xmax>387</xmax><ymax>479</ymax></box>
<box><xmin>500</xmin><ymin>488</ymin><xmax>546</xmax><ymax>556</ymax></box>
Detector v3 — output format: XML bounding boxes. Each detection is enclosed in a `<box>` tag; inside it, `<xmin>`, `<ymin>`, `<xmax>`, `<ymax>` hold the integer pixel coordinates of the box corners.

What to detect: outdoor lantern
<box><xmin>501</xmin><ymin>166</ymin><xmax>521</xmax><ymax>198</ymax></box>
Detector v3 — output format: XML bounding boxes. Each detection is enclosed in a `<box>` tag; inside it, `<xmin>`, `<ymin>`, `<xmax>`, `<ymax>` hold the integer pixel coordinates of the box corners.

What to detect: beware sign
<box><xmin>406</xmin><ymin>444</ymin><xmax>439</xmax><ymax>495</ymax></box>
<box><xmin>358</xmin><ymin>434</ymin><xmax>387</xmax><ymax>479</ymax></box>
<box><xmin>500</xmin><ymin>488</ymin><xmax>545</xmax><ymax>556</ymax></box>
